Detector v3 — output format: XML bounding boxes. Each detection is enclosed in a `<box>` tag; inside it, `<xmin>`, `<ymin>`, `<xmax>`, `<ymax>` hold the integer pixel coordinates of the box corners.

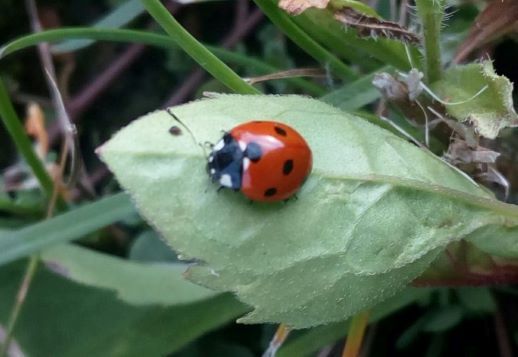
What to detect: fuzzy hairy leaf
<box><xmin>432</xmin><ymin>61</ymin><xmax>518</xmax><ymax>139</ymax></box>
<box><xmin>99</xmin><ymin>95</ymin><xmax>518</xmax><ymax>328</ymax></box>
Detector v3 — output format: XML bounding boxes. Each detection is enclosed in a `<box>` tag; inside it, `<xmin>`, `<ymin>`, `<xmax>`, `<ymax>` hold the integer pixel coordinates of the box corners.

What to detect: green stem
<box><xmin>0</xmin><ymin>77</ymin><xmax>54</xmax><ymax>198</ymax></box>
<box><xmin>0</xmin><ymin>28</ymin><xmax>324</xmax><ymax>96</ymax></box>
<box><xmin>0</xmin><ymin>256</ymin><xmax>39</xmax><ymax>357</ymax></box>
<box><xmin>140</xmin><ymin>0</ymin><xmax>259</xmax><ymax>95</ymax></box>
<box><xmin>253</xmin><ymin>0</ymin><xmax>356</xmax><ymax>80</ymax></box>
<box><xmin>415</xmin><ymin>0</ymin><xmax>445</xmax><ymax>83</ymax></box>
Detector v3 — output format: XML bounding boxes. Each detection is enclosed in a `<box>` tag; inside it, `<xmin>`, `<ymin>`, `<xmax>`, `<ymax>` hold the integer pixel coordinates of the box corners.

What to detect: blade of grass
<box><xmin>253</xmin><ymin>0</ymin><xmax>357</xmax><ymax>80</ymax></box>
<box><xmin>0</xmin><ymin>193</ymin><xmax>135</xmax><ymax>267</ymax></box>
<box><xmin>0</xmin><ymin>28</ymin><xmax>324</xmax><ymax>95</ymax></box>
<box><xmin>0</xmin><ymin>78</ymin><xmax>54</xmax><ymax>198</ymax></box>
<box><xmin>1</xmin><ymin>0</ymin><xmax>83</xmax><ymax>346</ymax></box>
<box><xmin>415</xmin><ymin>0</ymin><xmax>445</xmax><ymax>83</ymax></box>
<box><xmin>53</xmin><ymin>0</ymin><xmax>145</xmax><ymax>53</ymax></box>
<box><xmin>140</xmin><ymin>0</ymin><xmax>259</xmax><ymax>94</ymax></box>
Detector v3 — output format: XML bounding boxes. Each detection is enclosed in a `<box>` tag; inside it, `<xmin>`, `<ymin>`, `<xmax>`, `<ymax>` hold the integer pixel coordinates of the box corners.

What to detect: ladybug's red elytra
<box><xmin>207</xmin><ymin>121</ymin><xmax>312</xmax><ymax>202</ymax></box>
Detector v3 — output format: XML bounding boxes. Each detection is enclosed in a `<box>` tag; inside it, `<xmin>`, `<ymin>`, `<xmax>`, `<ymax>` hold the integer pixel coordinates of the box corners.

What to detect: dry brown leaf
<box><xmin>25</xmin><ymin>102</ymin><xmax>49</xmax><ymax>159</ymax></box>
<box><xmin>245</xmin><ymin>67</ymin><xmax>325</xmax><ymax>85</ymax></box>
<box><xmin>334</xmin><ymin>7</ymin><xmax>420</xmax><ymax>44</ymax></box>
<box><xmin>454</xmin><ymin>0</ymin><xmax>518</xmax><ymax>63</ymax></box>
<box><xmin>278</xmin><ymin>0</ymin><xmax>329</xmax><ymax>15</ymax></box>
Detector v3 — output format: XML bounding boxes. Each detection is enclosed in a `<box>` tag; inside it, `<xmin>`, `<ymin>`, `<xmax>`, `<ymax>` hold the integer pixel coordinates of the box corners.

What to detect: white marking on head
<box><xmin>219</xmin><ymin>174</ymin><xmax>232</xmax><ymax>187</ymax></box>
<box><xmin>238</xmin><ymin>140</ymin><xmax>247</xmax><ymax>152</ymax></box>
<box><xmin>213</xmin><ymin>139</ymin><xmax>225</xmax><ymax>151</ymax></box>
<box><xmin>210</xmin><ymin>168</ymin><xmax>216</xmax><ymax>175</ymax></box>
<box><xmin>243</xmin><ymin>157</ymin><xmax>251</xmax><ymax>171</ymax></box>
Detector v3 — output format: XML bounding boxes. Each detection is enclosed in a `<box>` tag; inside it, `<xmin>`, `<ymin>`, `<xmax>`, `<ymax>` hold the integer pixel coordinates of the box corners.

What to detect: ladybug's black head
<box><xmin>206</xmin><ymin>133</ymin><xmax>244</xmax><ymax>190</ymax></box>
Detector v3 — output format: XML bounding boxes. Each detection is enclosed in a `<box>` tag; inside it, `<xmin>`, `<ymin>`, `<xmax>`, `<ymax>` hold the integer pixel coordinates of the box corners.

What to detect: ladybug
<box><xmin>207</xmin><ymin>121</ymin><xmax>312</xmax><ymax>202</ymax></box>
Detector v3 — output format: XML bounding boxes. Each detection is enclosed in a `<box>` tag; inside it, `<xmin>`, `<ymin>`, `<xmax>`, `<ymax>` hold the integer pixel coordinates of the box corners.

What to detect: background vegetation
<box><xmin>1</xmin><ymin>0</ymin><xmax>518</xmax><ymax>356</ymax></box>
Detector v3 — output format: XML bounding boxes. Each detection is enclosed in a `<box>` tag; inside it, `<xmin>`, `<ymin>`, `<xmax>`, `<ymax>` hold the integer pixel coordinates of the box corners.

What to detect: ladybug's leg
<box><xmin>283</xmin><ymin>194</ymin><xmax>298</xmax><ymax>204</ymax></box>
<box><xmin>202</xmin><ymin>141</ymin><xmax>214</xmax><ymax>149</ymax></box>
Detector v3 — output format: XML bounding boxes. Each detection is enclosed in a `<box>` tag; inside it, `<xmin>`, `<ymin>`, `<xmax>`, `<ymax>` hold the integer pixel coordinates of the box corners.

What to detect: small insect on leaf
<box><xmin>169</xmin><ymin>125</ymin><xmax>182</xmax><ymax>136</ymax></box>
<box><xmin>99</xmin><ymin>95</ymin><xmax>518</xmax><ymax>328</ymax></box>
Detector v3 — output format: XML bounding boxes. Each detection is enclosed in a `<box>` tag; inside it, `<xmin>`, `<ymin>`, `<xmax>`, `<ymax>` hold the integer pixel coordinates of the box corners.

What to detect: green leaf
<box><xmin>432</xmin><ymin>61</ymin><xmax>518</xmax><ymax>139</ymax></box>
<box><xmin>129</xmin><ymin>230</ymin><xmax>179</xmax><ymax>262</ymax></box>
<box><xmin>320</xmin><ymin>68</ymin><xmax>384</xmax><ymax>110</ymax></box>
<box><xmin>0</xmin><ymin>261</ymin><xmax>248</xmax><ymax>356</ymax></box>
<box><xmin>292</xmin><ymin>7</ymin><xmax>413</xmax><ymax>70</ymax></box>
<box><xmin>0</xmin><ymin>193</ymin><xmax>135</xmax><ymax>266</ymax></box>
<box><xmin>253</xmin><ymin>0</ymin><xmax>357</xmax><ymax>79</ymax></box>
<box><xmin>465</xmin><ymin>224</ymin><xmax>518</xmax><ymax>259</ymax></box>
<box><xmin>331</xmin><ymin>0</ymin><xmax>379</xmax><ymax>17</ymax></box>
<box><xmin>52</xmin><ymin>0</ymin><xmax>145</xmax><ymax>53</ymax></box>
<box><xmin>0</xmin><ymin>27</ymin><xmax>324</xmax><ymax>96</ymax></box>
<box><xmin>455</xmin><ymin>287</ymin><xmax>496</xmax><ymax>314</ymax></box>
<box><xmin>41</xmin><ymin>244</ymin><xmax>214</xmax><ymax>305</ymax></box>
<box><xmin>421</xmin><ymin>306</ymin><xmax>463</xmax><ymax>332</ymax></box>
<box><xmin>278</xmin><ymin>287</ymin><xmax>434</xmax><ymax>357</ymax></box>
<box><xmin>99</xmin><ymin>95</ymin><xmax>518</xmax><ymax>328</ymax></box>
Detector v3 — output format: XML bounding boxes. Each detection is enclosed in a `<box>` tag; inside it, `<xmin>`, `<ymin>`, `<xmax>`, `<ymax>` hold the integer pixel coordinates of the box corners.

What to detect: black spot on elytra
<box><xmin>274</xmin><ymin>126</ymin><xmax>287</xmax><ymax>136</ymax></box>
<box><xmin>245</xmin><ymin>142</ymin><xmax>262</xmax><ymax>162</ymax></box>
<box><xmin>264</xmin><ymin>187</ymin><xmax>277</xmax><ymax>197</ymax></box>
<box><xmin>169</xmin><ymin>126</ymin><xmax>182</xmax><ymax>136</ymax></box>
<box><xmin>283</xmin><ymin>159</ymin><xmax>293</xmax><ymax>175</ymax></box>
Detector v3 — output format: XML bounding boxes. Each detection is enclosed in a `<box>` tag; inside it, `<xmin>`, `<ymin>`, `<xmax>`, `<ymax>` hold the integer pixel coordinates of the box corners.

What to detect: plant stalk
<box><xmin>0</xmin><ymin>78</ymin><xmax>54</xmax><ymax>197</ymax></box>
<box><xmin>0</xmin><ymin>256</ymin><xmax>39</xmax><ymax>357</ymax></box>
<box><xmin>140</xmin><ymin>0</ymin><xmax>260</xmax><ymax>95</ymax></box>
<box><xmin>415</xmin><ymin>0</ymin><xmax>445</xmax><ymax>83</ymax></box>
<box><xmin>342</xmin><ymin>310</ymin><xmax>370</xmax><ymax>357</ymax></box>
<box><xmin>253</xmin><ymin>0</ymin><xmax>356</xmax><ymax>80</ymax></box>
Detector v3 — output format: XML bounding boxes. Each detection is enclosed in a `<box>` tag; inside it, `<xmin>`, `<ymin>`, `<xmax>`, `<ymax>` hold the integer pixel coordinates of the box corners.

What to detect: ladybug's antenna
<box><xmin>166</xmin><ymin>108</ymin><xmax>207</xmax><ymax>157</ymax></box>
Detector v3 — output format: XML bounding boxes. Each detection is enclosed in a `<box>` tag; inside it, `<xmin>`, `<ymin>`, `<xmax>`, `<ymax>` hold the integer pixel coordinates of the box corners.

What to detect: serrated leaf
<box><xmin>129</xmin><ymin>230</ymin><xmax>179</xmax><ymax>262</ymax></box>
<box><xmin>41</xmin><ymin>244</ymin><xmax>214</xmax><ymax>305</ymax></box>
<box><xmin>432</xmin><ymin>61</ymin><xmax>518</xmax><ymax>139</ymax></box>
<box><xmin>99</xmin><ymin>95</ymin><xmax>518</xmax><ymax>328</ymax></box>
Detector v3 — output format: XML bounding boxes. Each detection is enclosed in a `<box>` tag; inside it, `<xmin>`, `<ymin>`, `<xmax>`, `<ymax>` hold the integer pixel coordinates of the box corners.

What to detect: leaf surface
<box><xmin>41</xmin><ymin>244</ymin><xmax>215</xmax><ymax>305</ymax></box>
<box><xmin>100</xmin><ymin>95</ymin><xmax>518</xmax><ymax>327</ymax></box>
<box><xmin>0</xmin><ymin>261</ymin><xmax>247</xmax><ymax>356</ymax></box>
<box><xmin>432</xmin><ymin>61</ymin><xmax>518</xmax><ymax>139</ymax></box>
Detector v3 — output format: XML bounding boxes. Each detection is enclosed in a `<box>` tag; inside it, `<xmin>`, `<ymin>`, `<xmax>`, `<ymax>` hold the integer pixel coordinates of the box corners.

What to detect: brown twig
<box><xmin>66</xmin><ymin>44</ymin><xmax>147</xmax><ymax>119</ymax></box>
